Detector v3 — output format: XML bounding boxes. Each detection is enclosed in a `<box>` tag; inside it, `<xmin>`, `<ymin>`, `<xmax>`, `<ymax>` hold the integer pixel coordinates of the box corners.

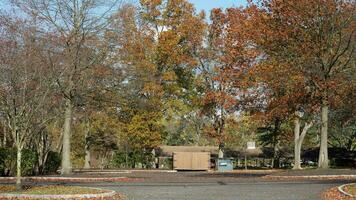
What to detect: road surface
<box><xmin>70</xmin><ymin>177</ymin><xmax>352</xmax><ymax>200</ymax></box>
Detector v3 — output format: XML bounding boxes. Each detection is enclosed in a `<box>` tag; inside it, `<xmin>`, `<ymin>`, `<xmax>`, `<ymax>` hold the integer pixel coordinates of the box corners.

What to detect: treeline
<box><xmin>0</xmin><ymin>0</ymin><xmax>354</xmax><ymax>187</ymax></box>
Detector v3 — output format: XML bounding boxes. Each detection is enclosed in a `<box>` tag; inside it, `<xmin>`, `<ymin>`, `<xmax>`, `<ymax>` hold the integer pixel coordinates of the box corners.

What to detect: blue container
<box><xmin>217</xmin><ymin>159</ymin><xmax>233</xmax><ymax>172</ymax></box>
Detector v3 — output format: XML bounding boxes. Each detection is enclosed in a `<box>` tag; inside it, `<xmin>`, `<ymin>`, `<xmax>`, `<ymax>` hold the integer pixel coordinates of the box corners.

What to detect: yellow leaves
<box><xmin>162</xmin><ymin>71</ymin><xmax>177</xmax><ymax>81</ymax></box>
<box><xmin>141</xmin><ymin>82</ymin><xmax>164</xmax><ymax>97</ymax></box>
<box><xmin>157</xmin><ymin>29</ymin><xmax>181</xmax><ymax>61</ymax></box>
<box><xmin>127</xmin><ymin>111</ymin><xmax>163</xmax><ymax>149</ymax></box>
<box><xmin>140</xmin><ymin>0</ymin><xmax>163</xmax><ymax>22</ymax></box>
<box><xmin>140</xmin><ymin>0</ymin><xmax>162</xmax><ymax>7</ymax></box>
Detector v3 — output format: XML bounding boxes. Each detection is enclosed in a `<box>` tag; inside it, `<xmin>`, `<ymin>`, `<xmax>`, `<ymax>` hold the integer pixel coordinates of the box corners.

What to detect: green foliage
<box><xmin>0</xmin><ymin>148</ymin><xmax>36</xmax><ymax>176</ymax></box>
<box><xmin>21</xmin><ymin>149</ymin><xmax>37</xmax><ymax>175</ymax></box>
<box><xmin>0</xmin><ymin>148</ymin><xmax>14</xmax><ymax>176</ymax></box>
<box><xmin>111</xmin><ymin>151</ymin><xmax>155</xmax><ymax>169</ymax></box>
<box><xmin>128</xmin><ymin>112</ymin><xmax>163</xmax><ymax>150</ymax></box>
<box><xmin>43</xmin><ymin>151</ymin><xmax>61</xmax><ymax>174</ymax></box>
<box><xmin>225</xmin><ymin>115</ymin><xmax>260</xmax><ymax>148</ymax></box>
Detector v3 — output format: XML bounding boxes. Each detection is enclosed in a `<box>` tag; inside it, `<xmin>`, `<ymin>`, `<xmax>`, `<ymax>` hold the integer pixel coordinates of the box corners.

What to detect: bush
<box><xmin>21</xmin><ymin>149</ymin><xmax>37</xmax><ymax>175</ymax></box>
<box><xmin>0</xmin><ymin>148</ymin><xmax>36</xmax><ymax>176</ymax></box>
<box><xmin>111</xmin><ymin>152</ymin><xmax>127</xmax><ymax>168</ymax></box>
<box><xmin>111</xmin><ymin>150</ymin><xmax>155</xmax><ymax>169</ymax></box>
<box><xmin>0</xmin><ymin>148</ymin><xmax>15</xmax><ymax>176</ymax></box>
<box><xmin>43</xmin><ymin>151</ymin><xmax>61</xmax><ymax>174</ymax></box>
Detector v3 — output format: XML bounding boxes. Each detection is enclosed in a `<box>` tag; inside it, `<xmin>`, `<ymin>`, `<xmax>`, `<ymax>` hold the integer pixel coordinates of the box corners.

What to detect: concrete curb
<box><xmin>0</xmin><ymin>176</ymin><xmax>141</xmax><ymax>182</ymax></box>
<box><xmin>338</xmin><ymin>183</ymin><xmax>356</xmax><ymax>198</ymax></box>
<box><xmin>0</xmin><ymin>187</ymin><xmax>116</xmax><ymax>199</ymax></box>
<box><xmin>264</xmin><ymin>175</ymin><xmax>356</xmax><ymax>180</ymax></box>
<box><xmin>74</xmin><ymin>169</ymin><xmax>177</xmax><ymax>173</ymax></box>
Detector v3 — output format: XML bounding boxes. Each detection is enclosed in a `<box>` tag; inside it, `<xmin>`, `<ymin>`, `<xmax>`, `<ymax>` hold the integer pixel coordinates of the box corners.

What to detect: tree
<box><xmin>0</xmin><ymin>15</ymin><xmax>53</xmax><ymax>189</ymax></box>
<box><xmin>13</xmin><ymin>0</ymin><xmax>122</xmax><ymax>174</ymax></box>
<box><xmin>328</xmin><ymin>83</ymin><xmax>356</xmax><ymax>151</ymax></box>
<box><xmin>197</xmin><ymin>8</ymin><xmax>259</xmax><ymax>158</ymax></box>
<box><xmin>251</xmin><ymin>0</ymin><xmax>355</xmax><ymax>168</ymax></box>
<box><xmin>109</xmin><ymin>1</ymin><xmax>206</xmax><ymax>152</ymax></box>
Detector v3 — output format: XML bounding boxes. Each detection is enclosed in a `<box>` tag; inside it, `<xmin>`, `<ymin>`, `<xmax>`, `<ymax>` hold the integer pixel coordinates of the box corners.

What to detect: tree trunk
<box><xmin>61</xmin><ymin>98</ymin><xmax>73</xmax><ymax>175</ymax></box>
<box><xmin>16</xmin><ymin>146</ymin><xmax>22</xmax><ymax>190</ymax></box>
<box><xmin>272</xmin><ymin>140</ymin><xmax>280</xmax><ymax>168</ymax></box>
<box><xmin>293</xmin><ymin>118</ymin><xmax>302</xmax><ymax>170</ymax></box>
<box><xmin>218</xmin><ymin>148</ymin><xmax>224</xmax><ymax>159</ymax></box>
<box><xmin>293</xmin><ymin>118</ymin><xmax>313</xmax><ymax>170</ymax></box>
<box><xmin>318</xmin><ymin>102</ymin><xmax>329</xmax><ymax>169</ymax></box>
<box><xmin>2</xmin><ymin>124</ymin><xmax>6</xmax><ymax>147</ymax></box>
<box><xmin>244</xmin><ymin>155</ymin><xmax>247</xmax><ymax>170</ymax></box>
<box><xmin>84</xmin><ymin>120</ymin><xmax>91</xmax><ymax>169</ymax></box>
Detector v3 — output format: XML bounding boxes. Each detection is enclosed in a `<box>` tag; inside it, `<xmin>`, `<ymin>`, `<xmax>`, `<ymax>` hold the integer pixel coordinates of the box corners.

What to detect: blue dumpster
<box><xmin>216</xmin><ymin>159</ymin><xmax>233</xmax><ymax>172</ymax></box>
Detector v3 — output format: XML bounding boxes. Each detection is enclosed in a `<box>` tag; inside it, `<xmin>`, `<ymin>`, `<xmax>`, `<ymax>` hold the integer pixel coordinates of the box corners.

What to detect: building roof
<box><xmin>157</xmin><ymin>145</ymin><xmax>264</xmax><ymax>157</ymax></box>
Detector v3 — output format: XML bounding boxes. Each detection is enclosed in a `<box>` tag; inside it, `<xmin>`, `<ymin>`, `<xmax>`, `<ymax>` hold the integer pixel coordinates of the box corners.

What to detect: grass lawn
<box><xmin>0</xmin><ymin>185</ymin><xmax>108</xmax><ymax>195</ymax></box>
<box><xmin>344</xmin><ymin>184</ymin><xmax>356</xmax><ymax>196</ymax></box>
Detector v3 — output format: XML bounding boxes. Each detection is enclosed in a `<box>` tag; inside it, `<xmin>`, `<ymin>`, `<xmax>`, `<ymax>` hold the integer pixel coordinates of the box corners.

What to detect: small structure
<box><xmin>157</xmin><ymin>146</ymin><xmax>218</xmax><ymax>171</ymax></box>
<box><xmin>173</xmin><ymin>152</ymin><xmax>210</xmax><ymax>171</ymax></box>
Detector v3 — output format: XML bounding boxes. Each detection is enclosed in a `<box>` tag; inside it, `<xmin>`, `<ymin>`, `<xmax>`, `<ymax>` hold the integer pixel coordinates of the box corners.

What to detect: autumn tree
<box><xmin>108</xmin><ymin>1</ymin><xmax>206</xmax><ymax>153</ymax></box>
<box><xmin>251</xmin><ymin>0</ymin><xmax>355</xmax><ymax>168</ymax></box>
<box><xmin>0</xmin><ymin>15</ymin><xmax>54</xmax><ymax>189</ymax></box>
<box><xmin>13</xmin><ymin>0</ymin><xmax>122</xmax><ymax>174</ymax></box>
<box><xmin>197</xmin><ymin>8</ymin><xmax>259</xmax><ymax>158</ymax></box>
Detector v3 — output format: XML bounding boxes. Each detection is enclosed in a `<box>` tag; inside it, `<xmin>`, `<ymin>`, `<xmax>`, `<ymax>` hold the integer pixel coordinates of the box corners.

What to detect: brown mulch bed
<box><xmin>322</xmin><ymin>187</ymin><xmax>355</xmax><ymax>200</ymax></box>
<box><xmin>271</xmin><ymin>169</ymin><xmax>356</xmax><ymax>176</ymax></box>
<box><xmin>265</xmin><ymin>169</ymin><xmax>356</xmax><ymax>181</ymax></box>
<box><xmin>263</xmin><ymin>175</ymin><xmax>356</xmax><ymax>181</ymax></box>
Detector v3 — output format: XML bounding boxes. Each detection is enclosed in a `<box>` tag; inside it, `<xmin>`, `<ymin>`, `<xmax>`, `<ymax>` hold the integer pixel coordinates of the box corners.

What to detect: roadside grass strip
<box><xmin>0</xmin><ymin>185</ymin><xmax>121</xmax><ymax>200</ymax></box>
<box><xmin>338</xmin><ymin>183</ymin><xmax>356</xmax><ymax>198</ymax></box>
<box><xmin>264</xmin><ymin>175</ymin><xmax>356</xmax><ymax>181</ymax></box>
<box><xmin>0</xmin><ymin>176</ymin><xmax>141</xmax><ymax>183</ymax></box>
<box><xmin>323</xmin><ymin>185</ymin><xmax>356</xmax><ymax>200</ymax></box>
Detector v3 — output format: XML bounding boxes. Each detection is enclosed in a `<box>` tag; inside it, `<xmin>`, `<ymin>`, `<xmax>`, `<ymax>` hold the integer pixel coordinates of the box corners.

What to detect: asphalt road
<box><xmin>72</xmin><ymin>179</ymin><xmax>353</xmax><ymax>200</ymax></box>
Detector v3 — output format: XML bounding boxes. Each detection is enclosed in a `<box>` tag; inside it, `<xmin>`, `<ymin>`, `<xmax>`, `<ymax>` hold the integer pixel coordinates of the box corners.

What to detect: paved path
<box><xmin>72</xmin><ymin>179</ymin><xmax>353</xmax><ymax>200</ymax></box>
<box><xmin>10</xmin><ymin>170</ymin><xmax>354</xmax><ymax>200</ymax></box>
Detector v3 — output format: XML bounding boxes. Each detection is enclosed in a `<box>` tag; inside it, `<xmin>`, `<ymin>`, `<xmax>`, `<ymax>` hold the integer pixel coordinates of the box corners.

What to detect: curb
<box><xmin>264</xmin><ymin>175</ymin><xmax>356</xmax><ymax>180</ymax></box>
<box><xmin>0</xmin><ymin>187</ymin><xmax>116</xmax><ymax>199</ymax></box>
<box><xmin>73</xmin><ymin>169</ymin><xmax>177</xmax><ymax>173</ymax></box>
<box><xmin>0</xmin><ymin>176</ymin><xmax>141</xmax><ymax>183</ymax></box>
<box><xmin>338</xmin><ymin>183</ymin><xmax>356</xmax><ymax>198</ymax></box>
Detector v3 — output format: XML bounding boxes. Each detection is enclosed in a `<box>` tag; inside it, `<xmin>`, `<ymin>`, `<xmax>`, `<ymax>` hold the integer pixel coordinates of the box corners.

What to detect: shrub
<box><xmin>21</xmin><ymin>149</ymin><xmax>37</xmax><ymax>175</ymax></box>
<box><xmin>0</xmin><ymin>148</ymin><xmax>15</xmax><ymax>176</ymax></box>
<box><xmin>0</xmin><ymin>148</ymin><xmax>37</xmax><ymax>176</ymax></box>
<box><xmin>43</xmin><ymin>151</ymin><xmax>61</xmax><ymax>174</ymax></box>
<box><xmin>111</xmin><ymin>150</ymin><xmax>155</xmax><ymax>169</ymax></box>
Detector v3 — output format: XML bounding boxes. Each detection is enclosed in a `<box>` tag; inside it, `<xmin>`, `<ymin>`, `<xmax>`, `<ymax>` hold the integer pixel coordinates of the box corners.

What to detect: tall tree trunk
<box><xmin>16</xmin><ymin>145</ymin><xmax>22</xmax><ymax>190</ymax></box>
<box><xmin>272</xmin><ymin>118</ymin><xmax>281</xmax><ymax>169</ymax></box>
<box><xmin>218</xmin><ymin>146</ymin><xmax>224</xmax><ymax>159</ymax></box>
<box><xmin>272</xmin><ymin>140</ymin><xmax>280</xmax><ymax>168</ymax></box>
<box><xmin>293</xmin><ymin>118</ymin><xmax>313</xmax><ymax>170</ymax></box>
<box><xmin>293</xmin><ymin>118</ymin><xmax>302</xmax><ymax>170</ymax></box>
<box><xmin>84</xmin><ymin>120</ymin><xmax>91</xmax><ymax>169</ymax></box>
<box><xmin>218</xmin><ymin>116</ymin><xmax>225</xmax><ymax>159</ymax></box>
<box><xmin>61</xmin><ymin>98</ymin><xmax>73</xmax><ymax>175</ymax></box>
<box><xmin>318</xmin><ymin>101</ymin><xmax>329</xmax><ymax>169</ymax></box>
<box><xmin>2</xmin><ymin>123</ymin><xmax>6</xmax><ymax>147</ymax></box>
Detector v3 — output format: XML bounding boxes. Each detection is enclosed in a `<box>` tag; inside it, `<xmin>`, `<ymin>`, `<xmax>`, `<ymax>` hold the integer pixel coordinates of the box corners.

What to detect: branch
<box><xmin>298</xmin><ymin>120</ymin><xmax>314</xmax><ymax>145</ymax></box>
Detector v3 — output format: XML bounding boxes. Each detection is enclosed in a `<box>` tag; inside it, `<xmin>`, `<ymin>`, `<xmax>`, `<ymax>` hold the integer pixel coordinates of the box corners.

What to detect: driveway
<box><xmin>68</xmin><ymin>171</ymin><xmax>353</xmax><ymax>200</ymax></box>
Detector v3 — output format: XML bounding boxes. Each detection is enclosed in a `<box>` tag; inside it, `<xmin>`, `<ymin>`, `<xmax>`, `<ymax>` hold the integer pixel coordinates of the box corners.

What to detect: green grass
<box><xmin>345</xmin><ymin>184</ymin><xmax>356</xmax><ymax>196</ymax></box>
<box><xmin>0</xmin><ymin>185</ymin><xmax>108</xmax><ymax>195</ymax></box>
